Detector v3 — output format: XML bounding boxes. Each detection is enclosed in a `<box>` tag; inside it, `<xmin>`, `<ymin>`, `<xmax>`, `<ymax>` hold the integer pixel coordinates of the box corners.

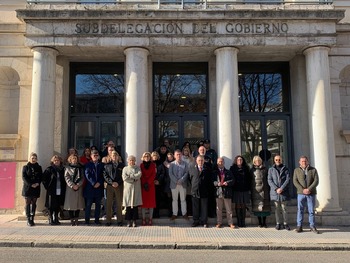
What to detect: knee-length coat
<box><xmin>63</xmin><ymin>163</ymin><xmax>85</xmax><ymax>210</ymax></box>
<box><xmin>140</xmin><ymin>161</ymin><xmax>156</xmax><ymax>208</ymax></box>
<box><xmin>122</xmin><ymin>165</ymin><xmax>142</xmax><ymax>208</ymax></box>
<box><xmin>250</xmin><ymin>165</ymin><xmax>271</xmax><ymax>213</ymax></box>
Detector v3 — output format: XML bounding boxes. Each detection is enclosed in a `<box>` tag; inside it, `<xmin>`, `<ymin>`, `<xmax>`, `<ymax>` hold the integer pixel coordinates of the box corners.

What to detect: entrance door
<box><xmin>240</xmin><ymin>116</ymin><xmax>292</xmax><ymax>168</ymax></box>
<box><xmin>71</xmin><ymin>116</ymin><xmax>124</xmax><ymax>157</ymax></box>
<box><xmin>155</xmin><ymin>116</ymin><xmax>207</xmax><ymax>152</ymax></box>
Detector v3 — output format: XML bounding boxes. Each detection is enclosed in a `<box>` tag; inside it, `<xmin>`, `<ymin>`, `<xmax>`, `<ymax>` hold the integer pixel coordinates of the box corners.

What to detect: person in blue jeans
<box><xmin>293</xmin><ymin>155</ymin><xmax>319</xmax><ymax>234</ymax></box>
<box><xmin>84</xmin><ymin>150</ymin><xmax>104</xmax><ymax>225</ymax></box>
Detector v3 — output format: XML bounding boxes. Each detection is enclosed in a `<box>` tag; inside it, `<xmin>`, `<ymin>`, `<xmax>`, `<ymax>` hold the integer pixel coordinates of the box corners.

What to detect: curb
<box><xmin>1</xmin><ymin>241</ymin><xmax>350</xmax><ymax>251</ymax></box>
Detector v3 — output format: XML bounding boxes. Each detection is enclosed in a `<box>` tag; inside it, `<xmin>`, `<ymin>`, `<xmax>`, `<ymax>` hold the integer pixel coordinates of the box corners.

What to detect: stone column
<box><xmin>214</xmin><ymin>47</ymin><xmax>240</xmax><ymax>167</ymax></box>
<box><xmin>124</xmin><ymin>47</ymin><xmax>149</xmax><ymax>160</ymax></box>
<box><xmin>303</xmin><ymin>46</ymin><xmax>342</xmax><ymax>212</ymax></box>
<box><xmin>29</xmin><ymin>47</ymin><xmax>58</xmax><ymax>211</ymax></box>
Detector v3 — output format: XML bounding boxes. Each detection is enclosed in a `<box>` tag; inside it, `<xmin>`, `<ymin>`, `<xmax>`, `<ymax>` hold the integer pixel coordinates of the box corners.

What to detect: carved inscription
<box><xmin>75</xmin><ymin>22</ymin><xmax>289</xmax><ymax>35</ymax></box>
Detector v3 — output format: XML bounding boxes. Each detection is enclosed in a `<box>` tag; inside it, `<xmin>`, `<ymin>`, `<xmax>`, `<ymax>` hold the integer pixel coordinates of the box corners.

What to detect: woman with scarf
<box><xmin>22</xmin><ymin>152</ymin><xmax>42</xmax><ymax>226</ymax></box>
<box><xmin>140</xmin><ymin>152</ymin><xmax>157</xmax><ymax>226</ymax></box>
<box><xmin>43</xmin><ymin>155</ymin><xmax>66</xmax><ymax>225</ymax></box>
<box><xmin>64</xmin><ymin>154</ymin><xmax>85</xmax><ymax>226</ymax></box>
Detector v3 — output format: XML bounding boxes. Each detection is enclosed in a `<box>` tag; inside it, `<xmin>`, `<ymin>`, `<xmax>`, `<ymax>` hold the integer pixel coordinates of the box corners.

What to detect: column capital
<box><xmin>214</xmin><ymin>46</ymin><xmax>239</xmax><ymax>55</ymax></box>
<box><xmin>303</xmin><ymin>45</ymin><xmax>330</xmax><ymax>56</ymax></box>
<box><xmin>124</xmin><ymin>47</ymin><xmax>149</xmax><ymax>56</ymax></box>
<box><xmin>31</xmin><ymin>46</ymin><xmax>59</xmax><ymax>56</ymax></box>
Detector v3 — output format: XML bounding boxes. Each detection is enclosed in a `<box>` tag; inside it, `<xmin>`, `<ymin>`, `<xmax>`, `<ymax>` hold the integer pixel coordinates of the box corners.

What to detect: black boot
<box><xmin>240</xmin><ymin>208</ymin><xmax>246</xmax><ymax>228</ymax></box>
<box><xmin>30</xmin><ymin>204</ymin><xmax>36</xmax><ymax>226</ymax></box>
<box><xmin>262</xmin><ymin>216</ymin><xmax>267</xmax><ymax>228</ymax></box>
<box><xmin>69</xmin><ymin>211</ymin><xmax>75</xmax><ymax>226</ymax></box>
<box><xmin>48</xmin><ymin>210</ymin><xmax>55</xmax><ymax>225</ymax></box>
<box><xmin>25</xmin><ymin>205</ymin><xmax>31</xmax><ymax>226</ymax></box>
<box><xmin>258</xmin><ymin>216</ymin><xmax>263</xmax><ymax>227</ymax></box>
<box><xmin>235</xmin><ymin>208</ymin><xmax>241</xmax><ymax>227</ymax></box>
<box><xmin>54</xmin><ymin>211</ymin><xmax>61</xmax><ymax>225</ymax></box>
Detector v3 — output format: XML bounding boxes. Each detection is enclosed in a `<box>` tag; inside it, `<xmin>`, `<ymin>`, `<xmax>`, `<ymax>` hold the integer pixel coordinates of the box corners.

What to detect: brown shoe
<box><xmin>183</xmin><ymin>214</ymin><xmax>189</xmax><ymax>220</ymax></box>
<box><xmin>216</xmin><ymin>224</ymin><xmax>222</xmax><ymax>228</ymax></box>
<box><xmin>229</xmin><ymin>224</ymin><xmax>236</xmax><ymax>229</ymax></box>
<box><xmin>170</xmin><ymin>215</ymin><xmax>177</xmax><ymax>221</ymax></box>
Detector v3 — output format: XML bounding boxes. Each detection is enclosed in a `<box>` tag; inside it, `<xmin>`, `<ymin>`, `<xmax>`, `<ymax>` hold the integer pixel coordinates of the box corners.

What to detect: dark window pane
<box><xmin>239</xmin><ymin>73</ymin><xmax>283</xmax><ymax>113</ymax></box>
<box><xmin>154</xmin><ymin>74</ymin><xmax>207</xmax><ymax>113</ymax></box>
<box><xmin>73</xmin><ymin>73</ymin><xmax>124</xmax><ymax>114</ymax></box>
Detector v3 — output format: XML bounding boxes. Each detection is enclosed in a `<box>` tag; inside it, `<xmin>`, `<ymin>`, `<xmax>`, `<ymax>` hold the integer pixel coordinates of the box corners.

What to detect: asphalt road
<box><xmin>0</xmin><ymin>248</ymin><xmax>349</xmax><ymax>263</ymax></box>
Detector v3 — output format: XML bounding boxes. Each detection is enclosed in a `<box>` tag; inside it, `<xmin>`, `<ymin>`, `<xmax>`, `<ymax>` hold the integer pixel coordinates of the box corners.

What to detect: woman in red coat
<box><xmin>140</xmin><ymin>152</ymin><xmax>157</xmax><ymax>226</ymax></box>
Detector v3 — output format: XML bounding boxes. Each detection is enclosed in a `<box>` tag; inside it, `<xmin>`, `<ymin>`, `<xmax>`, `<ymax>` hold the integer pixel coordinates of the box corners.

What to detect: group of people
<box><xmin>22</xmin><ymin>139</ymin><xmax>319</xmax><ymax>233</ymax></box>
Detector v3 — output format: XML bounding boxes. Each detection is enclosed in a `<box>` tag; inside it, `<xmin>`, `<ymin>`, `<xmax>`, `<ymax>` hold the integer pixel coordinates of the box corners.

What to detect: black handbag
<box><xmin>143</xmin><ymin>182</ymin><xmax>149</xmax><ymax>191</ymax></box>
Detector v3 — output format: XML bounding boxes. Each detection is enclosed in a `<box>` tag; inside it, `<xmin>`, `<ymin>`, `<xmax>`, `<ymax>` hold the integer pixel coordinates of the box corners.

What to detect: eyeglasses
<box><xmin>93</xmin><ymin>154</ymin><xmax>99</xmax><ymax>157</ymax></box>
<box><xmin>275</xmin><ymin>159</ymin><xmax>281</xmax><ymax>161</ymax></box>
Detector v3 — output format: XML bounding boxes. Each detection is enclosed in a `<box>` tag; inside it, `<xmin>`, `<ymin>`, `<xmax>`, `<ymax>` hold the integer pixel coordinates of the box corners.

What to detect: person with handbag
<box><xmin>140</xmin><ymin>152</ymin><xmax>157</xmax><ymax>226</ymax></box>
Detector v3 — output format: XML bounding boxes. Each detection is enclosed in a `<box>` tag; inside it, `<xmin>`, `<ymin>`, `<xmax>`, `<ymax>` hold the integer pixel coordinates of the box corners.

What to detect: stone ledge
<box><xmin>340</xmin><ymin>130</ymin><xmax>350</xmax><ymax>143</ymax></box>
<box><xmin>17</xmin><ymin>8</ymin><xmax>344</xmax><ymax>21</ymax></box>
<box><xmin>0</xmin><ymin>134</ymin><xmax>20</xmax><ymax>148</ymax></box>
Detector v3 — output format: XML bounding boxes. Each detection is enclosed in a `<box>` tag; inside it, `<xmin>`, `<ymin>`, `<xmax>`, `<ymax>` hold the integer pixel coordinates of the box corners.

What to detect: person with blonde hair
<box><xmin>122</xmin><ymin>155</ymin><xmax>142</xmax><ymax>227</ymax></box>
<box><xmin>64</xmin><ymin>154</ymin><xmax>85</xmax><ymax>226</ymax></box>
<box><xmin>43</xmin><ymin>155</ymin><xmax>66</xmax><ymax>225</ymax></box>
<box><xmin>22</xmin><ymin>152</ymin><xmax>42</xmax><ymax>226</ymax></box>
<box><xmin>250</xmin><ymin>155</ymin><xmax>271</xmax><ymax>228</ymax></box>
<box><xmin>140</xmin><ymin>152</ymin><xmax>157</xmax><ymax>226</ymax></box>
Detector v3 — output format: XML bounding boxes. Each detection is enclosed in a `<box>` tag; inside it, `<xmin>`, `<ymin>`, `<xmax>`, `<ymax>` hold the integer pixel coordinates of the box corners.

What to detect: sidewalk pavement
<box><xmin>1</xmin><ymin>214</ymin><xmax>350</xmax><ymax>250</ymax></box>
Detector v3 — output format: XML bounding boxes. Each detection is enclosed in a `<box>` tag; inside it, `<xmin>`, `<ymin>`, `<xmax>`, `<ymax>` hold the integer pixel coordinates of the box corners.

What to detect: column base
<box><xmin>315</xmin><ymin>210</ymin><xmax>350</xmax><ymax>226</ymax></box>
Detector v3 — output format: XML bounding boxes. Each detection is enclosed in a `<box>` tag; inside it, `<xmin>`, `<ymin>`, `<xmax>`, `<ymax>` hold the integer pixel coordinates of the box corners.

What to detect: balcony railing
<box><xmin>26</xmin><ymin>0</ymin><xmax>334</xmax><ymax>9</ymax></box>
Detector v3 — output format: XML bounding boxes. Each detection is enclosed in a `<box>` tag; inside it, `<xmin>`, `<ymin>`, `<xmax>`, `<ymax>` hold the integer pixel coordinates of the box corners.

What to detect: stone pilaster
<box><xmin>214</xmin><ymin>47</ymin><xmax>240</xmax><ymax>167</ymax></box>
<box><xmin>303</xmin><ymin>46</ymin><xmax>342</xmax><ymax>212</ymax></box>
<box><xmin>124</xmin><ymin>47</ymin><xmax>149</xmax><ymax>160</ymax></box>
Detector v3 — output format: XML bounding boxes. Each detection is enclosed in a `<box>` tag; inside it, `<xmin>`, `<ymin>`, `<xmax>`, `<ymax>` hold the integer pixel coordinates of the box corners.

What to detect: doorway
<box><xmin>155</xmin><ymin>115</ymin><xmax>207</xmax><ymax>152</ymax></box>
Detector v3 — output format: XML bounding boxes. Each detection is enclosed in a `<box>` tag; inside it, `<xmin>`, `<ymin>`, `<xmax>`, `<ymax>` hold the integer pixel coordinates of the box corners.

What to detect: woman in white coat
<box><xmin>122</xmin><ymin>155</ymin><xmax>142</xmax><ymax>227</ymax></box>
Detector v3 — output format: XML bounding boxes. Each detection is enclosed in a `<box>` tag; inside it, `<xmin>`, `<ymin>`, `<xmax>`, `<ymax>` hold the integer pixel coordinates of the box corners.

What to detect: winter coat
<box><xmin>122</xmin><ymin>165</ymin><xmax>142</xmax><ymax>207</ymax></box>
<box><xmin>42</xmin><ymin>165</ymin><xmax>66</xmax><ymax>197</ymax></box>
<box><xmin>293</xmin><ymin>165</ymin><xmax>319</xmax><ymax>195</ymax></box>
<box><xmin>63</xmin><ymin>163</ymin><xmax>85</xmax><ymax>210</ymax></box>
<box><xmin>140</xmin><ymin>161</ymin><xmax>156</xmax><ymax>208</ymax></box>
<box><xmin>83</xmin><ymin>161</ymin><xmax>104</xmax><ymax>199</ymax></box>
<box><xmin>267</xmin><ymin>164</ymin><xmax>290</xmax><ymax>201</ymax></box>
<box><xmin>103</xmin><ymin>161</ymin><xmax>124</xmax><ymax>186</ymax></box>
<box><xmin>22</xmin><ymin>162</ymin><xmax>42</xmax><ymax>198</ymax></box>
<box><xmin>189</xmin><ymin>164</ymin><xmax>213</xmax><ymax>199</ymax></box>
<box><xmin>250</xmin><ymin>165</ymin><xmax>271</xmax><ymax>213</ymax></box>
<box><xmin>213</xmin><ymin>167</ymin><xmax>234</xmax><ymax>199</ymax></box>
<box><xmin>230</xmin><ymin>164</ymin><xmax>251</xmax><ymax>192</ymax></box>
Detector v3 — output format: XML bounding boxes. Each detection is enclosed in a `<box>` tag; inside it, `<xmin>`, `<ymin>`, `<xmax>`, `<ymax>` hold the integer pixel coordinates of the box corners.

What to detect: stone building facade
<box><xmin>1</xmin><ymin>0</ymin><xmax>350</xmax><ymax>225</ymax></box>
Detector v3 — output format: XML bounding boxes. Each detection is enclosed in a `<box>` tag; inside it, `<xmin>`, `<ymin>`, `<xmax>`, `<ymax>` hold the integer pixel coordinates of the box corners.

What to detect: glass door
<box><xmin>71</xmin><ymin>116</ymin><xmax>124</xmax><ymax>157</ymax></box>
<box><xmin>155</xmin><ymin>116</ymin><xmax>206</xmax><ymax>152</ymax></box>
<box><xmin>241</xmin><ymin>116</ymin><xmax>291</xmax><ymax>169</ymax></box>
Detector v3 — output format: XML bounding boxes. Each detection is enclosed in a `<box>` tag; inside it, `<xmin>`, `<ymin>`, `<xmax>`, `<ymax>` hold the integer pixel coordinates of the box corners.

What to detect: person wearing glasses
<box><xmin>84</xmin><ymin>150</ymin><xmax>104</xmax><ymax>225</ymax></box>
<box><xmin>267</xmin><ymin>155</ymin><xmax>291</xmax><ymax>231</ymax></box>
